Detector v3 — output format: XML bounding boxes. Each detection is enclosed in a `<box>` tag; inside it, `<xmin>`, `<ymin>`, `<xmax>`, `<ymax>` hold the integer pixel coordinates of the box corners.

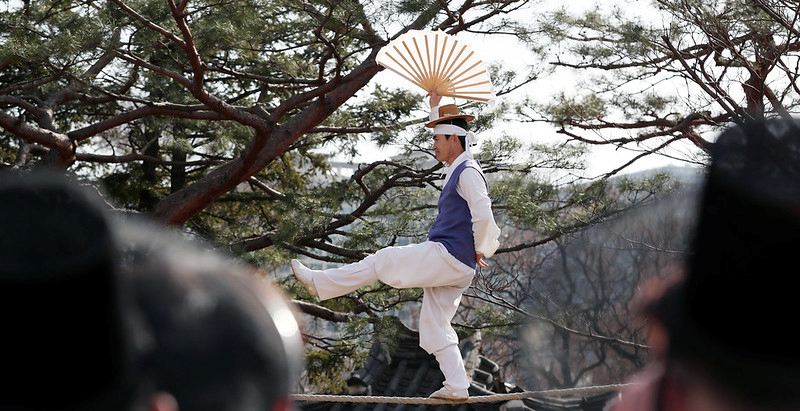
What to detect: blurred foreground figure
<box><xmin>0</xmin><ymin>172</ymin><xmax>152</xmax><ymax>410</ymax></box>
<box><xmin>0</xmin><ymin>172</ymin><xmax>302</xmax><ymax>411</ymax></box>
<box><xmin>119</xmin><ymin>219</ymin><xmax>304</xmax><ymax>411</ymax></box>
<box><xmin>609</xmin><ymin>120</ymin><xmax>800</xmax><ymax>411</ymax></box>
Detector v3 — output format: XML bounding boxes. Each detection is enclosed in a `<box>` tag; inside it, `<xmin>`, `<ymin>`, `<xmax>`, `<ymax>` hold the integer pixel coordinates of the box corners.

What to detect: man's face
<box><xmin>433</xmin><ymin>134</ymin><xmax>459</xmax><ymax>163</ymax></box>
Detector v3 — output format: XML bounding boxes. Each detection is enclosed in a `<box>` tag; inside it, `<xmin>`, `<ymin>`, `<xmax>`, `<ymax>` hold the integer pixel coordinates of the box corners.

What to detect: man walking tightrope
<box><xmin>292</xmin><ymin>92</ymin><xmax>500</xmax><ymax>400</ymax></box>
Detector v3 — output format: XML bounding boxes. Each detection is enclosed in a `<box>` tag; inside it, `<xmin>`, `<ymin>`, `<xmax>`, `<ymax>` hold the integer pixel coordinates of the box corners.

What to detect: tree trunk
<box><xmin>170</xmin><ymin>148</ymin><xmax>186</xmax><ymax>193</ymax></box>
<box><xmin>152</xmin><ymin>58</ymin><xmax>382</xmax><ymax>225</ymax></box>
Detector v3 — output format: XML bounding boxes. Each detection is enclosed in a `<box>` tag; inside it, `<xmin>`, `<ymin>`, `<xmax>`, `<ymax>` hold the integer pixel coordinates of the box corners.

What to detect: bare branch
<box><xmin>108</xmin><ymin>0</ymin><xmax>186</xmax><ymax>47</ymax></box>
<box><xmin>74</xmin><ymin>152</ymin><xmax>214</xmax><ymax>166</ymax></box>
<box><xmin>661</xmin><ymin>35</ymin><xmax>745</xmax><ymax>121</ymax></box>
<box><xmin>465</xmin><ymin>289</ymin><xmax>648</xmax><ymax>349</ymax></box>
<box><xmin>0</xmin><ymin>111</ymin><xmax>73</xmax><ymax>164</ymax></box>
<box><xmin>293</xmin><ymin>300</ymin><xmax>358</xmax><ymax>323</ymax></box>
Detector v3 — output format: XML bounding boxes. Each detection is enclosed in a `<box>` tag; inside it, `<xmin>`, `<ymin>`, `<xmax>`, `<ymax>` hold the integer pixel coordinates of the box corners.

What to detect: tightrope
<box><xmin>291</xmin><ymin>383</ymin><xmax>632</xmax><ymax>404</ymax></box>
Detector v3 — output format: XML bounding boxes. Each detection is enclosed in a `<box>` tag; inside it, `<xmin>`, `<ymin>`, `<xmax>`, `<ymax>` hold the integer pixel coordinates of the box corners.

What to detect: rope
<box><xmin>291</xmin><ymin>383</ymin><xmax>633</xmax><ymax>404</ymax></box>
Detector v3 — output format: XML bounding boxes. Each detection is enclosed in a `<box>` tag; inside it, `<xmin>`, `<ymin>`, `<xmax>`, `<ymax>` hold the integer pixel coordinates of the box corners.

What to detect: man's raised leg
<box><xmin>291</xmin><ymin>259</ymin><xmax>378</xmax><ymax>301</ymax></box>
<box><xmin>292</xmin><ymin>242</ymin><xmax>462</xmax><ymax>300</ymax></box>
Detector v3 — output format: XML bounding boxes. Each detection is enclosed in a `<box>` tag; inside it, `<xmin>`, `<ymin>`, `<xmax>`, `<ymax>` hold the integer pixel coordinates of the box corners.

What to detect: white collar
<box><xmin>443</xmin><ymin>151</ymin><xmax>470</xmax><ymax>170</ymax></box>
<box><xmin>442</xmin><ymin>151</ymin><xmax>472</xmax><ymax>187</ymax></box>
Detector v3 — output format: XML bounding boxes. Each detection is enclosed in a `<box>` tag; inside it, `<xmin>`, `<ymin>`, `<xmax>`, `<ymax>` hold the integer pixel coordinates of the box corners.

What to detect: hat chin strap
<box><xmin>432</xmin><ymin>124</ymin><xmax>478</xmax><ymax>160</ymax></box>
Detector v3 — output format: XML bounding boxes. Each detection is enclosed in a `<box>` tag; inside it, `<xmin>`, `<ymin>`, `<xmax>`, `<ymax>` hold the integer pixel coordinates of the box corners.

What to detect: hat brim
<box><xmin>425</xmin><ymin>114</ymin><xmax>475</xmax><ymax>128</ymax></box>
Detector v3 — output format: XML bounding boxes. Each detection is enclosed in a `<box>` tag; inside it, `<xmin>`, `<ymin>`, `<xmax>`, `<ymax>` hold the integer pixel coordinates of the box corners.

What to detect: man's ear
<box><xmin>658</xmin><ymin>372</ymin><xmax>689</xmax><ymax>411</ymax></box>
<box><xmin>149</xmin><ymin>392</ymin><xmax>178</xmax><ymax>411</ymax></box>
<box><xmin>271</xmin><ymin>397</ymin><xmax>292</xmax><ymax>411</ymax></box>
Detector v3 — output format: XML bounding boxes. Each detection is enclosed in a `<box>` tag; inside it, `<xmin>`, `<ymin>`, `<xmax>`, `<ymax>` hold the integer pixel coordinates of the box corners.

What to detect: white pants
<box><xmin>310</xmin><ymin>241</ymin><xmax>474</xmax><ymax>390</ymax></box>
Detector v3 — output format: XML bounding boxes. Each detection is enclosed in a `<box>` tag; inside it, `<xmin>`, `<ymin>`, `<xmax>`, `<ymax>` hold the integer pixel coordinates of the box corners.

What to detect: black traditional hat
<box><xmin>0</xmin><ymin>172</ymin><xmax>142</xmax><ymax>410</ymax></box>
<box><xmin>663</xmin><ymin>120</ymin><xmax>800</xmax><ymax>406</ymax></box>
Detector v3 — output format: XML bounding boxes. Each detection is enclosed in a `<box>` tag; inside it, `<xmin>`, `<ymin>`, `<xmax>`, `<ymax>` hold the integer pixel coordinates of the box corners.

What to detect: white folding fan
<box><xmin>376</xmin><ymin>30</ymin><xmax>496</xmax><ymax>103</ymax></box>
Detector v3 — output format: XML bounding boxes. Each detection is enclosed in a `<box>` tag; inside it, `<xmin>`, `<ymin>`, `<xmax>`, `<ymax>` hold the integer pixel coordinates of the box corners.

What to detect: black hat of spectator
<box><xmin>119</xmin><ymin>219</ymin><xmax>303</xmax><ymax>411</ymax></box>
<box><xmin>0</xmin><ymin>172</ymin><xmax>143</xmax><ymax>410</ymax></box>
<box><xmin>664</xmin><ymin>120</ymin><xmax>800</xmax><ymax>406</ymax></box>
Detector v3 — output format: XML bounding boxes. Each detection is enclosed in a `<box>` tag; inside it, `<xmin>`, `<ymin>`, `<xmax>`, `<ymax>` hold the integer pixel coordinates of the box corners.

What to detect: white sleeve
<box><xmin>456</xmin><ymin>167</ymin><xmax>501</xmax><ymax>258</ymax></box>
<box><xmin>429</xmin><ymin>105</ymin><xmax>441</xmax><ymax>122</ymax></box>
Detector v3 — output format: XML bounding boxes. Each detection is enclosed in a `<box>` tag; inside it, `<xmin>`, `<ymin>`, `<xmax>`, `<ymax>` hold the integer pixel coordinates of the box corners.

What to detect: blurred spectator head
<box><xmin>0</xmin><ymin>171</ymin><xmax>150</xmax><ymax>410</ymax></box>
<box><xmin>617</xmin><ymin>120</ymin><xmax>800</xmax><ymax>411</ymax></box>
<box><xmin>118</xmin><ymin>218</ymin><xmax>303</xmax><ymax>411</ymax></box>
<box><xmin>0</xmin><ymin>172</ymin><xmax>303</xmax><ymax>411</ymax></box>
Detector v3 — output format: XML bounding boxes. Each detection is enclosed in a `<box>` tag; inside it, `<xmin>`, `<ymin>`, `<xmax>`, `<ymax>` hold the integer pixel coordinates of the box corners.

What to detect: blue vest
<box><xmin>428</xmin><ymin>161</ymin><xmax>484</xmax><ymax>269</ymax></box>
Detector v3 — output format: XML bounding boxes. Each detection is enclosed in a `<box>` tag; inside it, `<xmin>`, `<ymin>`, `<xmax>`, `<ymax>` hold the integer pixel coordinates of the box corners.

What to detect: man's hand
<box><xmin>429</xmin><ymin>90</ymin><xmax>441</xmax><ymax>108</ymax></box>
<box><xmin>476</xmin><ymin>253</ymin><xmax>489</xmax><ymax>268</ymax></box>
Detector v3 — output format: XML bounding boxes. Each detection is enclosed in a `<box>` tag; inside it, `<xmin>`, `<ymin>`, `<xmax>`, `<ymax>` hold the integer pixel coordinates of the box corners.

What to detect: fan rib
<box><xmin>443</xmin><ymin>50</ymin><xmax>474</xmax><ymax>88</ymax></box>
<box><xmin>440</xmin><ymin>44</ymin><xmax>468</xmax><ymax>89</ymax></box>
<box><xmin>437</xmin><ymin>39</ymin><xmax>458</xmax><ymax>92</ymax></box>
<box><xmin>431</xmin><ymin>34</ymin><xmax>440</xmax><ymax>90</ymax></box>
<box><xmin>434</xmin><ymin>35</ymin><xmax>448</xmax><ymax>85</ymax></box>
<box><xmin>388</xmin><ymin>47</ymin><xmax>424</xmax><ymax>86</ymax></box>
<box><xmin>450</xmin><ymin>94</ymin><xmax>490</xmax><ymax>102</ymax></box>
<box><xmin>450</xmin><ymin>67</ymin><xmax>486</xmax><ymax>87</ymax></box>
<box><xmin>424</xmin><ymin>35</ymin><xmax>433</xmax><ymax>88</ymax></box>
<box><xmin>400</xmin><ymin>42</ymin><xmax>426</xmax><ymax>85</ymax></box>
<box><xmin>384</xmin><ymin>56</ymin><xmax>425</xmax><ymax>88</ymax></box>
<box><xmin>451</xmin><ymin>80</ymin><xmax>492</xmax><ymax>90</ymax></box>
<box><xmin>411</xmin><ymin>38</ymin><xmax>428</xmax><ymax>84</ymax></box>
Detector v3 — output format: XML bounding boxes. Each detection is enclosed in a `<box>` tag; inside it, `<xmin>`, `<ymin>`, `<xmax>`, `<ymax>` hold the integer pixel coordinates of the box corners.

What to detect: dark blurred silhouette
<box><xmin>609</xmin><ymin>120</ymin><xmax>800</xmax><ymax>411</ymax></box>
<box><xmin>0</xmin><ymin>172</ymin><xmax>152</xmax><ymax>411</ymax></box>
<box><xmin>0</xmin><ymin>172</ymin><xmax>302</xmax><ymax>411</ymax></box>
<box><xmin>118</xmin><ymin>219</ymin><xmax>303</xmax><ymax>411</ymax></box>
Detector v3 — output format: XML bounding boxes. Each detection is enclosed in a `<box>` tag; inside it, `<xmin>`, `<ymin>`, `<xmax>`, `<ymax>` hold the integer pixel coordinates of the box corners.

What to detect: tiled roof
<box><xmin>300</xmin><ymin>322</ymin><xmax>615</xmax><ymax>411</ymax></box>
